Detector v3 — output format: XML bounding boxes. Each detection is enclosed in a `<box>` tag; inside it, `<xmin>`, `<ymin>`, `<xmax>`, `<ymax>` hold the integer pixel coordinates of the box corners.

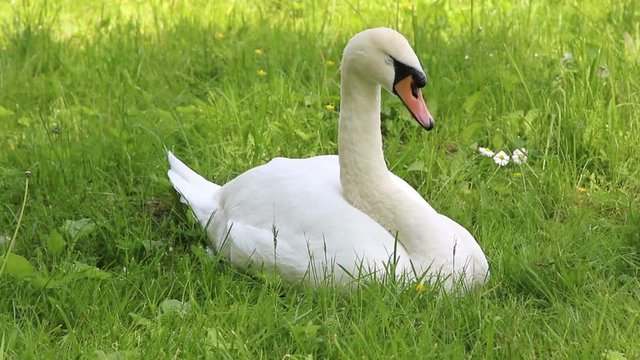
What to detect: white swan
<box><xmin>167</xmin><ymin>28</ymin><xmax>489</xmax><ymax>291</ymax></box>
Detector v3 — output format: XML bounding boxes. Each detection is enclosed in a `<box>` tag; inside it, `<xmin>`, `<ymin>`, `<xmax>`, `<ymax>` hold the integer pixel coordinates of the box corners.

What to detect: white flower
<box><xmin>512</xmin><ymin>148</ymin><xmax>528</xmax><ymax>165</ymax></box>
<box><xmin>561</xmin><ymin>52</ymin><xmax>574</xmax><ymax>64</ymax></box>
<box><xmin>478</xmin><ymin>147</ymin><xmax>495</xmax><ymax>157</ymax></box>
<box><xmin>493</xmin><ymin>151</ymin><xmax>510</xmax><ymax>166</ymax></box>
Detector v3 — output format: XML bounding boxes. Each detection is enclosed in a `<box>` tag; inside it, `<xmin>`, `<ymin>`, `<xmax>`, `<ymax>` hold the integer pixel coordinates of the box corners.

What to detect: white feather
<box><xmin>167</xmin><ymin>151</ymin><xmax>220</xmax><ymax>228</ymax></box>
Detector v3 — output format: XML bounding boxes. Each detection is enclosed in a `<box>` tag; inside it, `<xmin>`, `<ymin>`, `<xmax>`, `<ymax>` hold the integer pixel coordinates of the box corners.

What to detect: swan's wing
<box><xmin>389</xmin><ymin>171</ymin><xmax>489</xmax><ymax>286</ymax></box>
<box><xmin>224</xmin><ymin>220</ymin><xmax>312</xmax><ymax>283</ymax></box>
<box><xmin>388</xmin><ymin>172</ymin><xmax>437</xmax><ymax>213</ymax></box>
<box><xmin>203</xmin><ymin>156</ymin><xmax>413</xmax><ymax>285</ymax></box>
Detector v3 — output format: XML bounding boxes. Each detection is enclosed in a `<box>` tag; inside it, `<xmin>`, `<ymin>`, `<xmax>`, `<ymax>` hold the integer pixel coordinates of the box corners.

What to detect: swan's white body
<box><xmin>168</xmin><ymin>28</ymin><xmax>489</xmax><ymax>290</ymax></box>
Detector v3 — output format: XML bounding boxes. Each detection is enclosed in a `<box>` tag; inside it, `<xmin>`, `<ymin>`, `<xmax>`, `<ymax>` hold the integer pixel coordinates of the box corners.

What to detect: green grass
<box><xmin>1</xmin><ymin>0</ymin><xmax>639</xmax><ymax>358</ymax></box>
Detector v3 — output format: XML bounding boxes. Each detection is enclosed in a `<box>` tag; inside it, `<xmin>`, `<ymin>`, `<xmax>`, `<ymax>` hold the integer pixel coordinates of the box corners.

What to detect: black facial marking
<box><xmin>391</xmin><ymin>57</ymin><xmax>427</xmax><ymax>94</ymax></box>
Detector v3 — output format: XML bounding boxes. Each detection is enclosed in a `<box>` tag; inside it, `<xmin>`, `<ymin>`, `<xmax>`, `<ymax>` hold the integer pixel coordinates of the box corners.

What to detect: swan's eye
<box><xmin>411</xmin><ymin>81</ymin><xmax>419</xmax><ymax>98</ymax></box>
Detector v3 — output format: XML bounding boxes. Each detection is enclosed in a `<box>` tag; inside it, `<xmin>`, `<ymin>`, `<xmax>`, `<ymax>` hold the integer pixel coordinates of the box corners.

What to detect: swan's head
<box><xmin>342</xmin><ymin>27</ymin><xmax>434</xmax><ymax>130</ymax></box>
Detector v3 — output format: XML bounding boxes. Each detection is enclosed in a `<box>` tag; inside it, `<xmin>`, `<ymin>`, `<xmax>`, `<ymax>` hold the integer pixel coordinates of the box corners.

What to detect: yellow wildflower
<box><xmin>400</xmin><ymin>2</ymin><xmax>415</xmax><ymax>11</ymax></box>
<box><xmin>325</xmin><ymin>60</ymin><xmax>335</xmax><ymax>67</ymax></box>
<box><xmin>577</xmin><ymin>186</ymin><xmax>587</xmax><ymax>193</ymax></box>
<box><xmin>254</xmin><ymin>48</ymin><xmax>264</xmax><ymax>56</ymax></box>
<box><xmin>512</xmin><ymin>172</ymin><xmax>522</xmax><ymax>177</ymax></box>
<box><xmin>257</xmin><ymin>69</ymin><xmax>267</xmax><ymax>77</ymax></box>
<box><xmin>325</xmin><ymin>103</ymin><xmax>335</xmax><ymax>111</ymax></box>
<box><xmin>416</xmin><ymin>283</ymin><xmax>427</xmax><ymax>293</ymax></box>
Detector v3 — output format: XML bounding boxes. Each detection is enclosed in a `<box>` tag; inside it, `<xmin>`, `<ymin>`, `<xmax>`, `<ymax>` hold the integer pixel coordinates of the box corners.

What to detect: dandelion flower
<box><xmin>324</xmin><ymin>60</ymin><xmax>335</xmax><ymax>67</ymax></box>
<box><xmin>325</xmin><ymin>103</ymin><xmax>335</xmax><ymax>111</ymax></box>
<box><xmin>493</xmin><ymin>151</ymin><xmax>510</xmax><ymax>166</ymax></box>
<box><xmin>478</xmin><ymin>147</ymin><xmax>494</xmax><ymax>157</ymax></box>
<box><xmin>416</xmin><ymin>283</ymin><xmax>427</xmax><ymax>293</ymax></box>
<box><xmin>215</xmin><ymin>32</ymin><xmax>225</xmax><ymax>40</ymax></box>
<box><xmin>257</xmin><ymin>69</ymin><xmax>267</xmax><ymax>77</ymax></box>
<box><xmin>512</xmin><ymin>148</ymin><xmax>528</xmax><ymax>165</ymax></box>
<box><xmin>254</xmin><ymin>48</ymin><xmax>264</xmax><ymax>56</ymax></box>
<box><xmin>400</xmin><ymin>2</ymin><xmax>414</xmax><ymax>11</ymax></box>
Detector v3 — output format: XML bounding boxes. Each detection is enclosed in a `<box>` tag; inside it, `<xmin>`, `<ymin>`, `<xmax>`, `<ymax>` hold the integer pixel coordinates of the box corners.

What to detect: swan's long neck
<box><xmin>338</xmin><ymin>77</ymin><xmax>389</xmax><ymax>184</ymax></box>
<box><xmin>338</xmin><ymin>72</ymin><xmax>440</xmax><ymax>258</ymax></box>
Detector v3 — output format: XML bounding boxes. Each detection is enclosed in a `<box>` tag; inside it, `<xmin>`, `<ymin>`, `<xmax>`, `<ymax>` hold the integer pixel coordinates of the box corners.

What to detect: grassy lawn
<box><xmin>1</xmin><ymin>0</ymin><xmax>639</xmax><ymax>358</ymax></box>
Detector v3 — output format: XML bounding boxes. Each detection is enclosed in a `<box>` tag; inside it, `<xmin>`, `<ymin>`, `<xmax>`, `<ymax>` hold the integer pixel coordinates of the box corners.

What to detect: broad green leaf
<box><xmin>623</xmin><ymin>32</ymin><xmax>637</xmax><ymax>62</ymax></box>
<box><xmin>142</xmin><ymin>239</ymin><xmax>163</xmax><ymax>252</ymax></box>
<box><xmin>90</xmin><ymin>350</ymin><xmax>138</xmax><ymax>360</ymax></box>
<box><xmin>522</xmin><ymin>109</ymin><xmax>539</xmax><ymax>137</ymax></box>
<box><xmin>128</xmin><ymin>313</ymin><xmax>151</xmax><ymax>327</ymax></box>
<box><xmin>206</xmin><ymin>328</ymin><xmax>235</xmax><ymax>351</ymax></box>
<box><xmin>30</xmin><ymin>275</ymin><xmax>51</xmax><ymax>288</ymax></box>
<box><xmin>603</xmin><ymin>350</ymin><xmax>627</xmax><ymax>360</ymax></box>
<box><xmin>46</xmin><ymin>230</ymin><xmax>66</xmax><ymax>255</ymax></box>
<box><xmin>490</xmin><ymin>132</ymin><xmax>505</xmax><ymax>150</ymax></box>
<box><xmin>159</xmin><ymin>299</ymin><xmax>190</xmax><ymax>315</ymax></box>
<box><xmin>61</xmin><ymin>218</ymin><xmax>96</xmax><ymax>240</ymax></box>
<box><xmin>290</xmin><ymin>320</ymin><xmax>321</xmax><ymax>338</ymax></box>
<box><xmin>3</xmin><ymin>253</ymin><xmax>38</xmax><ymax>279</ymax></box>
<box><xmin>74</xmin><ymin>261</ymin><xmax>111</xmax><ymax>280</ymax></box>
<box><xmin>176</xmin><ymin>104</ymin><xmax>198</xmax><ymax>115</ymax></box>
<box><xmin>460</xmin><ymin>122</ymin><xmax>484</xmax><ymax>144</ymax></box>
<box><xmin>303</xmin><ymin>92</ymin><xmax>318</xmax><ymax>107</ymax></box>
<box><xmin>463</xmin><ymin>90</ymin><xmax>482</xmax><ymax>113</ymax></box>
<box><xmin>0</xmin><ymin>106</ymin><xmax>15</xmax><ymax>119</ymax></box>
<box><xmin>407</xmin><ymin>160</ymin><xmax>427</xmax><ymax>172</ymax></box>
<box><xmin>294</xmin><ymin>129</ymin><xmax>311</xmax><ymax>141</ymax></box>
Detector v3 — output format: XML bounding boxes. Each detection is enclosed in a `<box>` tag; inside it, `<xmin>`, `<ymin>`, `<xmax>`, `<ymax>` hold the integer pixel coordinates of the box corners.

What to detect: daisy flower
<box><xmin>493</xmin><ymin>151</ymin><xmax>510</xmax><ymax>166</ymax></box>
<box><xmin>512</xmin><ymin>148</ymin><xmax>528</xmax><ymax>165</ymax></box>
<box><xmin>478</xmin><ymin>147</ymin><xmax>495</xmax><ymax>157</ymax></box>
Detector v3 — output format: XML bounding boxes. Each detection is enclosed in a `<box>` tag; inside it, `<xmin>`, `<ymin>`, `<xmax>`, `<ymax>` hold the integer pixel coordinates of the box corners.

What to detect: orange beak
<box><xmin>393</xmin><ymin>75</ymin><xmax>434</xmax><ymax>130</ymax></box>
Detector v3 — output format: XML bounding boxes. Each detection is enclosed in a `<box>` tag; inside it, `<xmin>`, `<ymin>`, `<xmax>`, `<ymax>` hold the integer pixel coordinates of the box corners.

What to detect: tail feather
<box><xmin>167</xmin><ymin>151</ymin><xmax>220</xmax><ymax>226</ymax></box>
